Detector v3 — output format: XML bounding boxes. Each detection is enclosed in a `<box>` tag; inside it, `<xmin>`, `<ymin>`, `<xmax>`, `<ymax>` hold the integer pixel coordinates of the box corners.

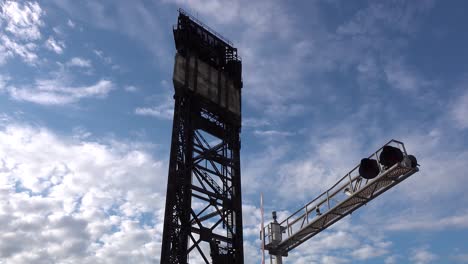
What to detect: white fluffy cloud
<box><xmin>384</xmin><ymin>59</ymin><xmax>434</xmax><ymax>92</ymax></box>
<box><xmin>0</xmin><ymin>122</ymin><xmax>167</xmax><ymax>263</ymax></box>
<box><xmin>253</xmin><ymin>129</ymin><xmax>294</xmax><ymax>137</ymax></box>
<box><xmin>0</xmin><ymin>41</ymin><xmax>12</xmax><ymax>64</ymax></box>
<box><xmin>0</xmin><ymin>35</ymin><xmax>37</xmax><ymax>62</ymax></box>
<box><xmin>3</xmin><ymin>78</ymin><xmax>114</xmax><ymax>105</ymax></box>
<box><xmin>351</xmin><ymin>243</ymin><xmax>390</xmax><ymax>260</ymax></box>
<box><xmin>0</xmin><ymin>122</ymin><xmax>402</xmax><ymax>264</ymax></box>
<box><xmin>0</xmin><ymin>1</ymin><xmax>44</xmax><ymax>64</ymax></box>
<box><xmin>410</xmin><ymin>248</ymin><xmax>438</xmax><ymax>264</ymax></box>
<box><xmin>135</xmin><ymin>95</ymin><xmax>174</xmax><ymax>120</ymax></box>
<box><xmin>134</xmin><ymin>106</ymin><xmax>173</xmax><ymax>120</ymax></box>
<box><xmin>45</xmin><ymin>36</ymin><xmax>65</xmax><ymax>54</ymax></box>
<box><xmin>276</xmin><ymin>135</ymin><xmax>363</xmax><ymax>201</ymax></box>
<box><xmin>67</xmin><ymin>19</ymin><xmax>75</xmax><ymax>28</ymax></box>
<box><xmin>386</xmin><ymin>211</ymin><xmax>468</xmax><ymax>232</ymax></box>
<box><xmin>384</xmin><ymin>255</ymin><xmax>398</xmax><ymax>264</ymax></box>
<box><xmin>67</xmin><ymin>57</ymin><xmax>92</xmax><ymax>68</ymax></box>
<box><xmin>0</xmin><ymin>1</ymin><xmax>43</xmax><ymax>40</ymax></box>
<box><xmin>124</xmin><ymin>85</ymin><xmax>138</xmax><ymax>92</ymax></box>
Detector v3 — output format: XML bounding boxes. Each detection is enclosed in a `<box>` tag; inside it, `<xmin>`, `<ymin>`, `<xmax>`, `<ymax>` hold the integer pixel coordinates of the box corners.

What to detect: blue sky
<box><xmin>1</xmin><ymin>0</ymin><xmax>468</xmax><ymax>263</ymax></box>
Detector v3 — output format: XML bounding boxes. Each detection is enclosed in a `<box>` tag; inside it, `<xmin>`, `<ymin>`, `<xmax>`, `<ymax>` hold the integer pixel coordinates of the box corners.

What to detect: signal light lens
<box><xmin>359</xmin><ymin>158</ymin><xmax>380</xmax><ymax>179</ymax></box>
<box><xmin>408</xmin><ymin>155</ymin><xmax>418</xmax><ymax>168</ymax></box>
<box><xmin>402</xmin><ymin>154</ymin><xmax>418</xmax><ymax>168</ymax></box>
<box><xmin>379</xmin><ymin>146</ymin><xmax>403</xmax><ymax>168</ymax></box>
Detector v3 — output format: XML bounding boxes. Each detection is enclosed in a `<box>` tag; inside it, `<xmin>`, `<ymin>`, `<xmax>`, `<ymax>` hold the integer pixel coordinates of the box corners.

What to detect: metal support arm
<box><xmin>262</xmin><ymin>140</ymin><xmax>419</xmax><ymax>258</ymax></box>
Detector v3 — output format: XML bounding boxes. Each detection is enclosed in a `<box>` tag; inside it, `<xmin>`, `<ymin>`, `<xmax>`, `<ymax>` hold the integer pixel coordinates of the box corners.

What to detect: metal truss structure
<box><xmin>263</xmin><ymin>140</ymin><xmax>419</xmax><ymax>263</ymax></box>
<box><xmin>161</xmin><ymin>9</ymin><xmax>244</xmax><ymax>264</ymax></box>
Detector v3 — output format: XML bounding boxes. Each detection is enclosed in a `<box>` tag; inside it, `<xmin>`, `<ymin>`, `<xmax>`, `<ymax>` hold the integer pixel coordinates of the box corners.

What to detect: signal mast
<box><xmin>261</xmin><ymin>140</ymin><xmax>419</xmax><ymax>263</ymax></box>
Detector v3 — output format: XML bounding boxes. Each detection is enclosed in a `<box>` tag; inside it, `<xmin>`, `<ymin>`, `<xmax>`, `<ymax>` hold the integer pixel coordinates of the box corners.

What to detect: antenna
<box><xmin>260</xmin><ymin>193</ymin><xmax>265</xmax><ymax>264</ymax></box>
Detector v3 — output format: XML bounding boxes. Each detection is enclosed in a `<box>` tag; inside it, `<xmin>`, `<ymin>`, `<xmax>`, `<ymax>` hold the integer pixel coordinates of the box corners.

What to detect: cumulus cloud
<box><xmin>0</xmin><ymin>1</ymin><xmax>44</xmax><ymax>64</ymax></box>
<box><xmin>3</xmin><ymin>78</ymin><xmax>114</xmax><ymax>105</ymax></box>
<box><xmin>410</xmin><ymin>248</ymin><xmax>438</xmax><ymax>264</ymax></box>
<box><xmin>391</xmin><ymin>129</ymin><xmax>468</xmax><ymax>204</ymax></box>
<box><xmin>351</xmin><ymin>243</ymin><xmax>390</xmax><ymax>260</ymax></box>
<box><xmin>253</xmin><ymin>129</ymin><xmax>294</xmax><ymax>137</ymax></box>
<box><xmin>45</xmin><ymin>36</ymin><xmax>65</xmax><ymax>54</ymax></box>
<box><xmin>320</xmin><ymin>255</ymin><xmax>349</xmax><ymax>264</ymax></box>
<box><xmin>384</xmin><ymin>61</ymin><xmax>420</xmax><ymax>91</ymax></box>
<box><xmin>242</xmin><ymin>117</ymin><xmax>270</xmax><ymax>128</ymax></box>
<box><xmin>135</xmin><ymin>95</ymin><xmax>174</xmax><ymax>120</ymax></box>
<box><xmin>386</xmin><ymin>212</ymin><xmax>468</xmax><ymax>231</ymax></box>
<box><xmin>0</xmin><ymin>35</ymin><xmax>37</xmax><ymax>62</ymax></box>
<box><xmin>67</xmin><ymin>19</ymin><xmax>75</xmax><ymax>28</ymax></box>
<box><xmin>0</xmin><ymin>42</ymin><xmax>12</xmax><ymax>64</ymax></box>
<box><xmin>67</xmin><ymin>57</ymin><xmax>92</xmax><ymax>68</ymax></box>
<box><xmin>242</xmin><ymin>144</ymin><xmax>291</xmax><ymax>195</ymax></box>
<box><xmin>336</xmin><ymin>0</ymin><xmax>434</xmax><ymax>36</ymax></box>
<box><xmin>384</xmin><ymin>255</ymin><xmax>398</xmax><ymax>264</ymax></box>
<box><xmin>0</xmin><ymin>123</ymin><xmax>167</xmax><ymax>263</ymax></box>
<box><xmin>275</xmin><ymin>135</ymin><xmax>363</xmax><ymax>202</ymax></box>
<box><xmin>135</xmin><ymin>106</ymin><xmax>173</xmax><ymax>120</ymax></box>
<box><xmin>124</xmin><ymin>85</ymin><xmax>138</xmax><ymax>92</ymax></box>
<box><xmin>0</xmin><ymin>1</ymin><xmax>43</xmax><ymax>40</ymax></box>
<box><xmin>93</xmin><ymin>49</ymin><xmax>113</xmax><ymax>64</ymax></box>
<box><xmin>384</xmin><ymin>59</ymin><xmax>433</xmax><ymax>92</ymax></box>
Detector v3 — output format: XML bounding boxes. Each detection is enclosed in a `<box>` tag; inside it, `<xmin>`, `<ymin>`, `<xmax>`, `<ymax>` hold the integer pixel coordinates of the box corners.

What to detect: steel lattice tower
<box><xmin>161</xmin><ymin>9</ymin><xmax>244</xmax><ymax>264</ymax></box>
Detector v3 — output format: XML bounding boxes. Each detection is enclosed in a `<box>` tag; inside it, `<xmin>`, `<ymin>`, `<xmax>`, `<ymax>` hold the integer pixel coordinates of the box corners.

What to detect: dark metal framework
<box><xmin>263</xmin><ymin>140</ymin><xmax>419</xmax><ymax>262</ymax></box>
<box><xmin>161</xmin><ymin>9</ymin><xmax>243</xmax><ymax>264</ymax></box>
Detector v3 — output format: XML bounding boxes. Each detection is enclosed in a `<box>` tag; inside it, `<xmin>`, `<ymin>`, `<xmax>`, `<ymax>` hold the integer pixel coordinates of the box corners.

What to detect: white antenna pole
<box><xmin>261</xmin><ymin>192</ymin><xmax>265</xmax><ymax>264</ymax></box>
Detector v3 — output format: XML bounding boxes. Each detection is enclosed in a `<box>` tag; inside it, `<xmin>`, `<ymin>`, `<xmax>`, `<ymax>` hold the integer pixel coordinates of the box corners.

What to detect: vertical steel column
<box><xmin>161</xmin><ymin>95</ymin><xmax>193</xmax><ymax>264</ymax></box>
<box><xmin>230</xmin><ymin>126</ymin><xmax>244</xmax><ymax>261</ymax></box>
<box><xmin>275</xmin><ymin>255</ymin><xmax>283</xmax><ymax>264</ymax></box>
